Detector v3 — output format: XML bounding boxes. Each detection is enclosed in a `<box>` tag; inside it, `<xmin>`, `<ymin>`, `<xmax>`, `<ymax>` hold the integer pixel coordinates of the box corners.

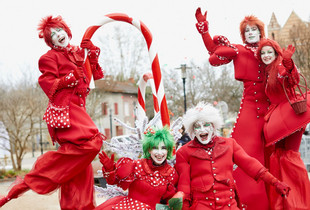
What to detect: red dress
<box><xmin>23</xmin><ymin>45</ymin><xmax>105</xmax><ymax>209</ymax></box>
<box><xmin>96</xmin><ymin>158</ymin><xmax>178</xmax><ymax>210</ymax></box>
<box><xmin>264</xmin><ymin>64</ymin><xmax>310</xmax><ymax>209</ymax></box>
<box><xmin>175</xmin><ymin>137</ymin><xmax>267</xmax><ymax>210</ymax></box>
<box><xmin>200</xmin><ymin>32</ymin><xmax>270</xmax><ymax>209</ymax></box>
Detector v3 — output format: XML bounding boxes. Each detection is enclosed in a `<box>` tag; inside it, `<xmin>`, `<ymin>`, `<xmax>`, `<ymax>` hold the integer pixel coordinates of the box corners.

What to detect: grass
<box><xmin>0</xmin><ymin>169</ymin><xmax>30</xmax><ymax>179</ymax></box>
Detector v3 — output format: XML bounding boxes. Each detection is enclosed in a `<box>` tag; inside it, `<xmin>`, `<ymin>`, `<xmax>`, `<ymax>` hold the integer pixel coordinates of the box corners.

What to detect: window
<box><xmin>104</xmin><ymin>128</ymin><xmax>111</xmax><ymax>139</ymax></box>
<box><xmin>116</xmin><ymin>126</ymin><xmax>123</xmax><ymax>136</ymax></box>
<box><xmin>102</xmin><ymin>103</ymin><xmax>108</xmax><ymax>115</ymax></box>
<box><xmin>114</xmin><ymin>103</ymin><xmax>118</xmax><ymax>115</ymax></box>
<box><xmin>124</xmin><ymin>102</ymin><xmax>129</xmax><ymax>116</ymax></box>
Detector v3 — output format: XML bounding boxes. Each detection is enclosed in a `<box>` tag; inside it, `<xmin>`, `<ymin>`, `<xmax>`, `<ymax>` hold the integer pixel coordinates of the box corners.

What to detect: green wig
<box><xmin>142</xmin><ymin>126</ymin><xmax>175</xmax><ymax>160</ymax></box>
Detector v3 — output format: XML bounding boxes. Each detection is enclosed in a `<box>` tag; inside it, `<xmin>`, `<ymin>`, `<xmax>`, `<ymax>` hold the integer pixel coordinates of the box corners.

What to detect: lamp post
<box><xmin>109</xmin><ymin>108</ymin><xmax>113</xmax><ymax>138</ymax></box>
<box><xmin>177</xmin><ymin>64</ymin><xmax>191</xmax><ymax>112</ymax></box>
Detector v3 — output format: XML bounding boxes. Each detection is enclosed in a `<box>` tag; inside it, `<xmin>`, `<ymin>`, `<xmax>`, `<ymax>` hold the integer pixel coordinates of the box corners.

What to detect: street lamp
<box><xmin>177</xmin><ymin>64</ymin><xmax>191</xmax><ymax>112</ymax></box>
<box><xmin>109</xmin><ymin>108</ymin><xmax>113</xmax><ymax>138</ymax></box>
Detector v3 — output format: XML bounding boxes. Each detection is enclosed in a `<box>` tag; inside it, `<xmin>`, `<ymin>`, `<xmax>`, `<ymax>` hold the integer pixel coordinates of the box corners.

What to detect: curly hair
<box><xmin>142</xmin><ymin>126</ymin><xmax>175</xmax><ymax>160</ymax></box>
<box><xmin>38</xmin><ymin>15</ymin><xmax>72</xmax><ymax>48</ymax></box>
<box><xmin>183</xmin><ymin>102</ymin><xmax>223</xmax><ymax>139</ymax></box>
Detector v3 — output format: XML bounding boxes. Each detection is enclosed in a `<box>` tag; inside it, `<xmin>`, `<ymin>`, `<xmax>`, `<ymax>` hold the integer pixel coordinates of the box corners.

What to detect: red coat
<box><xmin>175</xmin><ymin>137</ymin><xmax>265</xmax><ymax>209</ymax></box>
<box><xmin>201</xmin><ymin>37</ymin><xmax>270</xmax><ymax>209</ymax></box>
<box><xmin>96</xmin><ymin>158</ymin><xmax>178</xmax><ymax>210</ymax></box>
<box><xmin>38</xmin><ymin>46</ymin><xmax>103</xmax><ymax>144</ymax></box>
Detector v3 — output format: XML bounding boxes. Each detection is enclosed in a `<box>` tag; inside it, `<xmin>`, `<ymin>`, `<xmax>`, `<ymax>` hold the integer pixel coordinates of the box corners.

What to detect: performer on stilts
<box><xmin>257</xmin><ymin>38</ymin><xmax>310</xmax><ymax>210</ymax></box>
<box><xmin>0</xmin><ymin>15</ymin><xmax>105</xmax><ymax>209</ymax></box>
<box><xmin>195</xmin><ymin>8</ymin><xmax>270</xmax><ymax>209</ymax></box>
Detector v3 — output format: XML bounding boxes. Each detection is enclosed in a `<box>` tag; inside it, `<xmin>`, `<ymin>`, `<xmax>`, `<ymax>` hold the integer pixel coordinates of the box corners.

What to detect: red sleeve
<box><xmin>38</xmin><ymin>54</ymin><xmax>77</xmax><ymax>100</ymax></box>
<box><xmin>175</xmin><ymin>149</ymin><xmax>191</xmax><ymax>200</ymax></box>
<box><xmin>38</xmin><ymin>54</ymin><xmax>60</xmax><ymax>99</ymax></box>
<box><xmin>162</xmin><ymin>168</ymin><xmax>178</xmax><ymax>200</ymax></box>
<box><xmin>114</xmin><ymin>158</ymin><xmax>136</xmax><ymax>190</ymax></box>
<box><xmin>87</xmin><ymin>47</ymin><xmax>104</xmax><ymax>80</ymax></box>
<box><xmin>232</xmin><ymin>138</ymin><xmax>265</xmax><ymax>179</ymax></box>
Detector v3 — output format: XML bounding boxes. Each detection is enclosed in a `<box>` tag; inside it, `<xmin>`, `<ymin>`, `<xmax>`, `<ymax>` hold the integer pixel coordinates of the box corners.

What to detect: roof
<box><xmin>94</xmin><ymin>79</ymin><xmax>138</xmax><ymax>95</ymax></box>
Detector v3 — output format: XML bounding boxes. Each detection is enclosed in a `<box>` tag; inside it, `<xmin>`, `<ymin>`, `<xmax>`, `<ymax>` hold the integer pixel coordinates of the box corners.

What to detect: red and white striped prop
<box><xmin>82</xmin><ymin>13</ymin><xmax>170</xmax><ymax>126</ymax></box>
<box><xmin>137</xmin><ymin>72</ymin><xmax>159</xmax><ymax>122</ymax></box>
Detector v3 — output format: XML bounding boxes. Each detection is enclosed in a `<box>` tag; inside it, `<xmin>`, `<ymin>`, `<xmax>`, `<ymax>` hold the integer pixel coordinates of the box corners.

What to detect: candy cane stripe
<box><xmin>82</xmin><ymin>13</ymin><xmax>170</xmax><ymax>126</ymax></box>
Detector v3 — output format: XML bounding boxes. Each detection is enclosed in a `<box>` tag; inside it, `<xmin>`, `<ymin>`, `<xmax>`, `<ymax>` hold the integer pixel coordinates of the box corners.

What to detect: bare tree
<box><xmin>0</xmin><ymin>76</ymin><xmax>47</xmax><ymax>170</ymax></box>
<box><xmin>94</xmin><ymin>23</ymin><xmax>151</xmax><ymax>81</ymax></box>
<box><xmin>162</xmin><ymin>61</ymin><xmax>242</xmax><ymax>119</ymax></box>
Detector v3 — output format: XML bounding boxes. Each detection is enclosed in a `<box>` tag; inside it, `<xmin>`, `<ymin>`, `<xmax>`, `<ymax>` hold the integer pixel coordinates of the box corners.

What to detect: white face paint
<box><xmin>193</xmin><ymin>121</ymin><xmax>215</xmax><ymax>145</ymax></box>
<box><xmin>150</xmin><ymin>141</ymin><xmax>168</xmax><ymax>165</ymax></box>
<box><xmin>260</xmin><ymin>46</ymin><xmax>276</xmax><ymax>65</ymax></box>
<box><xmin>245</xmin><ymin>25</ymin><xmax>260</xmax><ymax>44</ymax></box>
<box><xmin>51</xmin><ymin>28</ymin><xmax>69</xmax><ymax>48</ymax></box>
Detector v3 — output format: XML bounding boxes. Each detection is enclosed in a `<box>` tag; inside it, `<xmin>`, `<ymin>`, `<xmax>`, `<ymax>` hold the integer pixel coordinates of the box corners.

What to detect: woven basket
<box><xmin>283</xmin><ymin>73</ymin><xmax>308</xmax><ymax>115</ymax></box>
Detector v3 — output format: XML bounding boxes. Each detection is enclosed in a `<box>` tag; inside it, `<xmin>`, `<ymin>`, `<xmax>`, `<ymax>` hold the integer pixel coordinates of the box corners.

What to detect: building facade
<box><xmin>93</xmin><ymin>77</ymin><xmax>138</xmax><ymax>139</ymax></box>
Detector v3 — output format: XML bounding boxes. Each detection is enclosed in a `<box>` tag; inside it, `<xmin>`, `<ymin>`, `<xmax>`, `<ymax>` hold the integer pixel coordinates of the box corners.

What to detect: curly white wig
<box><xmin>183</xmin><ymin>102</ymin><xmax>223</xmax><ymax>139</ymax></box>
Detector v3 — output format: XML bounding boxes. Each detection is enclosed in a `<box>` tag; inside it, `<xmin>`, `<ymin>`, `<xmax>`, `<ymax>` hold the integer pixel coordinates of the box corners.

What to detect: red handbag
<box><xmin>43</xmin><ymin>103</ymin><xmax>71</xmax><ymax>128</ymax></box>
<box><xmin>282</xmin><ymin>73</ymin><xmax>308</xmax><ymax>115</ymax></box>
<box><xmin>43</xmin><ymin>88</ymin><xmax>76</xmax><ymax>128</ymax></box>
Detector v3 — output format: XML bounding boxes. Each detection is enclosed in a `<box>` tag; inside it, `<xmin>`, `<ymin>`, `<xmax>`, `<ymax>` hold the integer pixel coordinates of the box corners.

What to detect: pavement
<box><xmin>0</xmin><ymin>151</ymin><xmax>107</xmax><ymax>210</ymax></box>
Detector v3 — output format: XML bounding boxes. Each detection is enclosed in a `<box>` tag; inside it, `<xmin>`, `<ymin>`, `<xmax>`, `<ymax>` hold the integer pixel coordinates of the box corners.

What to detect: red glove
<box><xmin>80</xmin><ymin>39</ymin><xmax>96</xmax><ymax>50</ymax></box>
<box><xmin>195</xmin><ymin>8</ymin><xmax>209</xmax><ymax>34</ymax></box>
<box><xmin>195</xmin><ymin>7</ymin><xmax>207</xmax><ymax>22</ymax></box>
<box><xmin>274</xmin><ymin>181</ymin><xmax>290</xmax><ymax>197</ymax></box>
<box><xmin>99</xmin><ymin>151</ymin><xmax>115</xmax><ymax>172</ymax></box>
<box><xmin>282</xmin><ymin>44</ymin><xmax>295</xmax><ymax>70</ymax></box>
<box><xmin>259</xmin><ymin>170</ymin><xmax>290</xmax><ymax>196</ymax></box>
<box><xmin>73</xmin><ymin>66</ymin><xmax>84</xmax><ymax>79</ymax></box>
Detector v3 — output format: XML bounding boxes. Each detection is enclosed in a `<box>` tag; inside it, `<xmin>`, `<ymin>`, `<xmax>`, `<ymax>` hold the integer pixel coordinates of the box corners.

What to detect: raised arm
<box><xmin>195</xmin><ymin>7</ymin><xmax>217</xmax><ymax>54</ymax></box>
<box><xmin>80</xmin><ymin>39</ymin><xmax>104</xmax><ymax>80</ymax></box>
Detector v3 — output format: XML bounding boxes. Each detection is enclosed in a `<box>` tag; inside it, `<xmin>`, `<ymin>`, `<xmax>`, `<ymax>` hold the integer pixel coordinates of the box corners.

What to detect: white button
<box><xmin>216</xmin><ymin>198</ymin><xmax>219</xmax><ymax>201</ymax></box>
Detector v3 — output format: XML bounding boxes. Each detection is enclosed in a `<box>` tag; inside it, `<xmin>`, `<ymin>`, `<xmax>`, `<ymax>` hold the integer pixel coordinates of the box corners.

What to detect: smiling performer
<box><xmin>95</xmin><ymin>127</ymin><xmax>179</xmax><ymax>210</ymax></box>
<box><xmin>175</xmin><ymin>102</ymin><xmax>290</xmax><ymax>209</ymax></box>
<box><xmin>0</xmin><ymin>15</ymin><xmax>105</xmax><ymax>209</ymax></box>
<box><xmin>257</xmin><ymin>39</ymin><xmax>310</xmax><ymax>210</ymax></box>
<box><xmin>195</xmin><ymin>8</ymin><xmax>271</xmax><ymax>209</ymax></box>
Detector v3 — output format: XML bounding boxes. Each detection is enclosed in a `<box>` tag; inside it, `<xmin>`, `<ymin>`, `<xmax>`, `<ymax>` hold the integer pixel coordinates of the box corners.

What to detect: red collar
<box><xmin>141</xmin><ymin>158</ymin><xmax>173</xmax><ymax>176</ymax></box>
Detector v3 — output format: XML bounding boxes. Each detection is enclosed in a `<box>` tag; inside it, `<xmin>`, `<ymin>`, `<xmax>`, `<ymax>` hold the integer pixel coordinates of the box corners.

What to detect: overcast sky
<box><xmin>0</xmin><ymin>0</ymin><xmax>309</xmax><ymax>83</ymax></box>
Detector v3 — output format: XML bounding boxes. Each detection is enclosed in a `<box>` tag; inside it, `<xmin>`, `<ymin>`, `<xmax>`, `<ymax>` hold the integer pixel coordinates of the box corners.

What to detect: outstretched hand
<box><xmin>282</xmin><ymin>44</ymin><xmax>295</xmax><ymax>60</ymax></box>
<box><xmin>195</xmin><ymin>7</ymin><xmax>207</xmax><ymax>22</ymax></box>
<box><xmin>99</xmin><ymin>151</ymin><xmax>115</xmax><ymax>172</ymax></box>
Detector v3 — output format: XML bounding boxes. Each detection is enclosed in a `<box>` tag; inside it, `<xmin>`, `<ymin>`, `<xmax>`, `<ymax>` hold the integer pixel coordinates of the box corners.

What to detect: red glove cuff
<box><xmin>59</xmin><ymin>71</ymin><xmax>78</xmax><ymax>89</ymax></box>
<box><xmin>196</xmin><ymin>21</ymin><xmax>209</xmax><ymax>34</ymax></box>
<box><xmin>282</xmin><ymin>58</ymin><xmax>294</xmax><ymax>71</ymax></box>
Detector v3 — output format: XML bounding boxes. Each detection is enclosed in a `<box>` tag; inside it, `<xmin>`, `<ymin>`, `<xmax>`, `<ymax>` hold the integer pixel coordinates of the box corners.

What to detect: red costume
<box><xmin>175</xmin><ymin>136</ymin><xmax>288</xmax><ymax>210</ymax></box>
<box><xmin>258</xmin><ymin>39</ymin><xmax>310</xmax><ymax>210</ymax></box>
<box><xmin>0</xmin><ymin>16</ymin><xmax>105</xmax><ymax>210</ymax></box>
<box><xmin>195</xmin><ymin>9</ymin><xmax>269</xmax><ymax>209</ymax></box>
<box><xmin>95</xmin><ymin>158</ymin><xmax>178</xmax><ymax>210</ymax></box>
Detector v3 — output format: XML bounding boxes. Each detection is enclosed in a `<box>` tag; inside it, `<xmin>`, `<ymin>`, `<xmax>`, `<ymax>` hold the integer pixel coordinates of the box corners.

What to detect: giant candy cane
<box><xmin>82</xmin><ymin>13</ymin><xmax>170</xmax><ymax>126</ymax></box>
<box><xmin>136</xmin><ymin>72</ymin><xmax>159</xmax><ymax>122</ymax></box>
